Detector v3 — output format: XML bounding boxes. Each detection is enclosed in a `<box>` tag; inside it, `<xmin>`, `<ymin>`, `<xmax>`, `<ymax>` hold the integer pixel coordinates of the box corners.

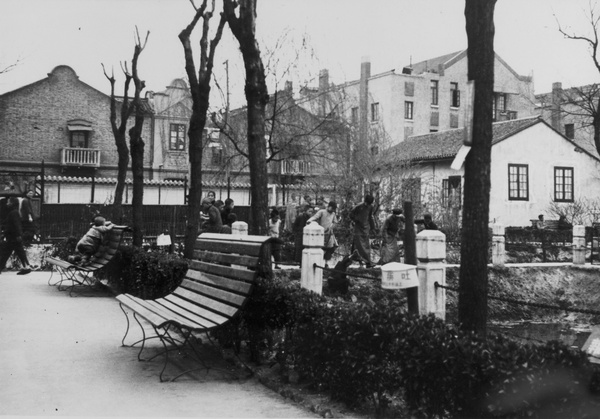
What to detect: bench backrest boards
<box><xmin>167</xmin><ymin>233</ymin><xmax>273</xmax><ymax>328</ymax></box>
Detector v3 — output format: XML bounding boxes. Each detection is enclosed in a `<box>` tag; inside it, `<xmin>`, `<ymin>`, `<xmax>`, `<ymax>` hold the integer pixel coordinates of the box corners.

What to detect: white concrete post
<box><xmin>492</xmin><ymin>223</ymin><xmax>505</xmax><ymax>267</ymax></box>
<box><xmin>231</xmin><ymin>221</ymin><xmax>248</xmax><ymax>236</ymax></box>
<box><xmin>301</xmin><ymin>223</ymin><xmax>324</xmax><ymax>294</ymax></box>
<box><xmin>573</xmin><ymin>225</ymin><xmax>586</xmax><ymax>265</ymax></box>
<box><xmin>231</xmin><ymin>221</ymin><xmax>248</xmax><ymax>269</ymax></box>
<box><xmin>416</xmin><ymin>230</ymin><xmax>446</xmax><ymax>319</ymax></box>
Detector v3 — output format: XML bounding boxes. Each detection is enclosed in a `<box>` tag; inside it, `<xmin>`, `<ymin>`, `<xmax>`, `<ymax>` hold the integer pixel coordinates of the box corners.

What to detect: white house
<box><xmin>383</xmin><ymin>116</ymin><xmax>600</xmax><ymax>227</ymax></box>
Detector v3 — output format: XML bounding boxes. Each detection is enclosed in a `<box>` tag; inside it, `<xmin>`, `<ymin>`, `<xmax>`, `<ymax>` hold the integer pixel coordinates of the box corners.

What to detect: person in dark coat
<box><xmin>378</xmin><ymin>208</ymin><xmax>404</xmax><ymax>265</ymax></box>
<box><xmin>423</xmin><ymin>213</ymin><xmax>438</xmax><ymax>230</ymax></box>
<box><xmin>292</xmin><ymin>206</ymin><xmax>314</xmax><ymax>263</ymax></box>
<box><xmin>0</xmin><ymin>197</ymin><xmax>33</xmax><ymax>275</ymax></box>
<box><xmin>349</xmin><ymin>194</ymin><xmax>377</xmax><ymax>267</ymax></box>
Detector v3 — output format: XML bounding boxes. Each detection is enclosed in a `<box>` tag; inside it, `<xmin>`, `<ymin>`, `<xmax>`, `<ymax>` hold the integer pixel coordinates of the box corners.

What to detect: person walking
<box><xmin>349</xmin><ymin>194</ymin><xmax>377</xmax><ymax>267</ymax></box>
<box><xmin>20</xmin><ymin>190</ymin><xmax>37</xmax><ymax>245</ymax></box>
<box><xmin>307</xmin><ymin>201</ymin><xmax>338</xmax><ymax>268</ymax></box>
<box><xmin>292</xmin><ymin>205</ymin><xmax>314</xmax><ymax>263</ymax></box>
<box><xmin>378</xmin><ymin>208</ymin><xmax>404</xmax><ymax>265</ymax></box>
<box><xmin>0</xmin><ymin>197</ymin><xmax>33</xmax><ymax>275</ymax></box>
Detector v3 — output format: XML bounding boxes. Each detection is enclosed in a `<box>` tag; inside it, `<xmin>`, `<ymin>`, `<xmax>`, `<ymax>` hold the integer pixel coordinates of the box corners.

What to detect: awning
<box><xmin>67</xmin><ymin>125</ymin><xmax>93</xmax><ymax>131</ymax></box>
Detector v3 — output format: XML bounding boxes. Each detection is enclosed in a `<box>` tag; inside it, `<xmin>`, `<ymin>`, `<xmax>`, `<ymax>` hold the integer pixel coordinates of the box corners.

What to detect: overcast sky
<box><xmin>0</xmin><ymin>0</ymin><xmax>598</xmax><ymax>108</ymax></box>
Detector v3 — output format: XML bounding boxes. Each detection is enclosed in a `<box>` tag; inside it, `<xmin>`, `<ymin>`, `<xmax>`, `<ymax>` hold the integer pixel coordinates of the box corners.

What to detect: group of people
<box><xmin>288</xmin><ymin>193</ymin><xmax>438</xmax><ymax>269</ymax></box>
<box><xmin>199</xmin><ymin>191</ymin><xmax>236</xmax><ymax>234</ymax></box>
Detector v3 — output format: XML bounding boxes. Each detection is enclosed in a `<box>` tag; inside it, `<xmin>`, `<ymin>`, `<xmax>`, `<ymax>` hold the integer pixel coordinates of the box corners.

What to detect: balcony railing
<box><xmin>281</xmin><ymin>159</ymin><xmax>311</xmax><ymax>175</ymax></box>
<box><xmin>61</xmin><ymin>148</ymin><xmax>101</xmax><ymax>167</ymax></box>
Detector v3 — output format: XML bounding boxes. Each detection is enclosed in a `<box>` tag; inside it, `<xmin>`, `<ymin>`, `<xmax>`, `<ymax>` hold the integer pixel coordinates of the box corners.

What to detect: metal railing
<box><xmin>61</xmin><ymin>148</ymin><xmax>100</xmax><ymax>167</ymax></box>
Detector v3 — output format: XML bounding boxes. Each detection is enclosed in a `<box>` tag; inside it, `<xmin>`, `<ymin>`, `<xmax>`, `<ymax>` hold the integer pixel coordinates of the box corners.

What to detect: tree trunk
<box><xmin>458</xmin><ymin>0</ymin><xmax>496</xmax><ymax>337</ymax></box>
<box><xmin>183</xmin><ymin>105</ymin><xmax>208</xmax><ymax>259</ymax></box>
<box><xmin>129</xmin><ymin>116</ymin><xmax>144</xmax><ymax>247</ymax></box>
<box><xmin>178</xmin><ymin>2</ymin><xmax>226</xmax><ymax>258</ymax></box>
<box><xmin>113</xmin><ymin>136</ymin><xmax>129</xmax><ymax>223</ymax></box>
<box><xmin>224</xmin><ymin>0</ymin><xmax>270</xmax><ymax>235</ymax></box>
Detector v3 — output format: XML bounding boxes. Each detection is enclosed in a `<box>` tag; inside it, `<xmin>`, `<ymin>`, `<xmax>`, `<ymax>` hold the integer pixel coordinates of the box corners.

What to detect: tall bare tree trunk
<box><xmin>458</xmin><ymin>0</ymin><xmax>496</xmax><ymax>337</ymax></box>
<box><xmin>179</xmin><ymin>1</ymin><xmax>226</xmax><ymax>258</ymax></box>
<box><xmin>102</xmin><ymin>66</ymin><xmax>132</xmax><ymax>223</ymax></box>
<box><xmin>224</xmin><ymin>0</ymin><xmax>270</xmax><ymax>235</ymax></box>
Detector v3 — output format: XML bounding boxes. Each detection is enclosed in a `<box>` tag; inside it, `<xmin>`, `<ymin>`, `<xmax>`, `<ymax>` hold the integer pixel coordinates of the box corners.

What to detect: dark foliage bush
<box><xmin>103</xmin><ymin>246</ymin><xmax>188</xmax><ymax>299</ymax></box>
<box><xmin>225</xmin><ymin>275</ymin><xmax>600</xmax><ymax>417</ymax></box>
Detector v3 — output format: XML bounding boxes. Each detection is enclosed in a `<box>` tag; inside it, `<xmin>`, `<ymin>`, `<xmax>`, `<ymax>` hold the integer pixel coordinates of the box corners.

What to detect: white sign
<box><xmin>156</xmin><ymin>233</ymin><xmax>172</xmax><ymax>246</ymax></box>
<box><xmin>380</xmin><ymin>262</ymin><xmax>418</xmax><ymax>289</ymax></box>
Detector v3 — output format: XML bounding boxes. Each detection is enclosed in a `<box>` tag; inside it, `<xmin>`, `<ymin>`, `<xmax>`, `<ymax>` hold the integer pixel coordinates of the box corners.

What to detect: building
<box><xmin>299</xmin><ymin>50</ymin><xmax>537</xmax><ymax>150</ymax></box>
<box><xmin>535</xmin><ymin>81</ymin><xmax>600</xmax><ymax>157</ymax></box>
<box><xmin>381</xmin><ymin>116</ymin><xmax>600</xmax><ymax>227</ymax></box>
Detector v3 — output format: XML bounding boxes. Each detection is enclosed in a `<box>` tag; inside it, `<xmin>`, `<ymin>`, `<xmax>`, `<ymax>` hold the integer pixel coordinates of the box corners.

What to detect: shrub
<box><xmin>104</xmin><ymin>246</ymin><xmax>188</xmax><ymax>299</ymax></box>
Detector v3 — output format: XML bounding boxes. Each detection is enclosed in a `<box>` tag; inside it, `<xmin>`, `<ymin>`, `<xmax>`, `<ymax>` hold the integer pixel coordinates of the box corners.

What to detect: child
<box><xmin>70</xmin><ymin>216</ymin><xmax>114</xmax><ymax>266</ymax></box>
<box><xmin>269</xmin><ymin>209</ymin><xmax>281</xmax><ymax>269</ymax></box>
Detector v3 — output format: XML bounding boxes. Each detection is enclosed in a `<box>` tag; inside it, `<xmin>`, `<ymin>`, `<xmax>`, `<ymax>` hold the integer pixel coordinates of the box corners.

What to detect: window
<box><xmin>565</xmin><ymin>123</ymin><xmax>575</xmax><ymax>139</ymax></box>
<box><xmin>405</xmin><ymin>81</ymin><xmax>414</xmax><ymax>97</ymax></box>
<box><xmin>554</xmin><ymin>167</ymin><xmax>574</xmax><ymax>202</ymax></box>
<box><xmin>430</xmin><ymin>111</ymin><xmax>439</xmax><ymax>127</ymax></box>
<box><xmin>70</xmin><ymin>131</ymin><xmax>88</xmax><ymax>148</ymax></box>
<box><xmin>211</xmin><ymin>147</ymin><xmax>223</xmax><ymax>166</ymax></box>
<box><xmin>508</xmin><ymin>164</ymin><xmax>529</xmax><ymax>200</ymax></box>
<box><xmin>404</xmin><ymin>101</ymin><xmax>413</xmax><ymax>120</ymax></box>
<box><xmin>431</xmin><ymin>80</ymin><xmax>439</xmax><ymax>105</ymax></box>
<box><xmin>371</xmin><ymin>102</ymin><xmax>379</xmax><ymax>122</ymax></box>
<box><xmin>442</xmin><ymin>176</ymin><xmax>462</xmax><ymax>208</ymax></box>
<box><xmin>451</xmin><ymin>82</ymin><xmax>460</xmax><ymax>107</ymax></box>
<box><xmin>351</xmin><ymin>107</ymin><xmax>359</xmax><ymax>125</ymax></box>
<box><xmin>169</xmin><ymin>124</ymin><xmax>186</xmax><ymax>150</ymax></box>
<box><xmin>450</xmin><ymin>113</ymin><xmax>459</xmax><ymax>128</ymax></box>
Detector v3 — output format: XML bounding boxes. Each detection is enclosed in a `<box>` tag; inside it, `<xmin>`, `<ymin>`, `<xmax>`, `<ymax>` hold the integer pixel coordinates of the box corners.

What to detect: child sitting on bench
<box><xmin>69</xmin><ymin>216</ymin><xmax>114</xmax><ymax>266</ymax></box>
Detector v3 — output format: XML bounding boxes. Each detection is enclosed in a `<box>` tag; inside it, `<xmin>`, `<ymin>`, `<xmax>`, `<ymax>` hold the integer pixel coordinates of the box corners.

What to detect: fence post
<box><xmin>301</xmin><ymin>222</ymin><xmax>324</xmax><ymax>295</ymax></box>
<box><xmin>573</xmin><ymin>225</ymin><xmax>586</xmax><ymax>265</ymax></box>
<box><xmin>231</xmin><ymin>221</ymin><xmax>248</xmax><ymax>236</ymax></box>
<box><xmin>416</xmin><ymin>230</ymin><xmax>446</xmax><ymax>319</ymax></box>
<box><xmin>492</xmin><ymin>223</ymin><xmax>505</xmax><ymax>267</ymax></box>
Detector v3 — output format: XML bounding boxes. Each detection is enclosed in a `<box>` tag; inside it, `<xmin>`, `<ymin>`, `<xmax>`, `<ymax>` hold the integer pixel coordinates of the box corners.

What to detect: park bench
<box><xmin>116</xmin><ymin>232</ymin><xmax>275</xmax><ymax>382</ymax></box>
<box><xmin>47</xmin><ymin>225</ymin><xmax>129</xmax><ymax>296</ymax></box>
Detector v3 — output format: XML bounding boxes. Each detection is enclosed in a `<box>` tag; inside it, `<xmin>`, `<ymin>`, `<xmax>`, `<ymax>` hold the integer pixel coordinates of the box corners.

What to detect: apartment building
<box><xmin>300</xmin><ymin>50</ymin><xmax>537</xmax><ymax>149</ymax></box>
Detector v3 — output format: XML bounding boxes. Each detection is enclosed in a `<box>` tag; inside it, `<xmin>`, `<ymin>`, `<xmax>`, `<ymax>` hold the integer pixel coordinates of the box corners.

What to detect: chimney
<box><xmin>285</xmin><ymin>80</ymin><xmax>293</xmax><ymax>92</ymax></box>
<box><xmin>438</xmin><ymin>64</ymin><xmax>445</xmax><ymax>76</ymax></box>
<box><xmin>359</xmin><ymin>56</ymin><xmax>371</xmax><ymax>151</ymax></box>
<box><xmin>551</xmin><ymin>82</ymin><xmax>563</xmax><ymax>131</ymax></box>
<box><xmin>318</xmin><ymin>69</ymin><xmax>329</xmax><ymax>116</ymax></box>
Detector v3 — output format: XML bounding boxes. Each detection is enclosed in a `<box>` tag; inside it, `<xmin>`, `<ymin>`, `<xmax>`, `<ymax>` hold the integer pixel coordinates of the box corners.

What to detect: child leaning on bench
<box><xmin>68</xmin><ymin>216</ymin><xmax>114</xmax><ymax>266</ymax></box>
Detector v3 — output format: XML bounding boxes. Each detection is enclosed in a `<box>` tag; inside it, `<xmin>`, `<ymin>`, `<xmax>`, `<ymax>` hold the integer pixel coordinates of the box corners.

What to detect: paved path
<box><xmin>0</xmin><ymin>271</ymin><xmax>318</xmax><ymax>418</ymax></box>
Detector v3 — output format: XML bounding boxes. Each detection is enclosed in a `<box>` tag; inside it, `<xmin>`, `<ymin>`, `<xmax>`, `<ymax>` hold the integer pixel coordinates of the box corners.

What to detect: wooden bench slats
<box><xmin>179</xmin><ymin>279</ymin><xmax>249</xmax><ymax>307</ymax></box>
<box><xmin>194</xmin><ymin>239</ymin><xmax>263</xmax><ymax>256</ymax></box>
<box><xmin>195</xmin><ymin>261</ymin><xmax>256</xmax><ymax>282</ymax></box>
<box><xmin>194</xmin><ymin>250</ymin><xmax>259</xmax><ymax>268</ymax></box>
<box><xmin>117</xmin><ymin>295</ymin><xmax>171</xmax><ymax>328</ymax></box>
<box><xmin>143</xmin><ymin>300</ymin><xmax>212</xmax><ymax>330</ymax></box>
<box><xmin>117</xmin><ymin>233</ymin><xmax>273</xmax><ymax>381</ymax></box>
<box><xmin>171</xmin><ymin>287</ymin><xmax>240</xmax><ymax>318</ymax></box>
<box><xmin>157</xmin><ymin>297</ymin><xmax>224</xmax><ymax>329</ymax></box>
<box><xmin>185</xmin><ymin>271</ymin><xmax>252</xmax><ymax>295</ymax></box>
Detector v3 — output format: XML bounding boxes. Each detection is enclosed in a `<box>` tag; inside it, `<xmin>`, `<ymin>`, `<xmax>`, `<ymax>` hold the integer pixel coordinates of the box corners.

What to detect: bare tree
<box><xmin>101</xmin><ymin>27</ymin><xmax>149</xmax><ymax>244</ymax></box>
<box><xmin>557</xmin><ymin>3</ymin><xmax>600</xmax><ymax>155</ymax></box>
<box><xmin>223</xmin><ymin>0</ymin><xmax>270</xmax><ymax>235</ymax></box>
<box><xmin>128</xmin><ymin>28</ymin><xmax>150</xmax><ymax>247</ymax></box>
<box><xmin>179</xmin><ymin>0</ymin><xmax>226</xmax><ymax>258</ymax></box>
<box><xmin>458</xmin><ymin>0</ymin><xmax>497</xmax><ymax>337</ymax></box>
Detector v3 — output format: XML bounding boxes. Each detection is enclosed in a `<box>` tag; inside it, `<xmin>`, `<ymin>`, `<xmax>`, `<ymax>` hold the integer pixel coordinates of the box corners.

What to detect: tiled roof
<box><xmin>385</xmin><ymin>116</ymin><xmax>543</xmax><ymax>164</ymax></box>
